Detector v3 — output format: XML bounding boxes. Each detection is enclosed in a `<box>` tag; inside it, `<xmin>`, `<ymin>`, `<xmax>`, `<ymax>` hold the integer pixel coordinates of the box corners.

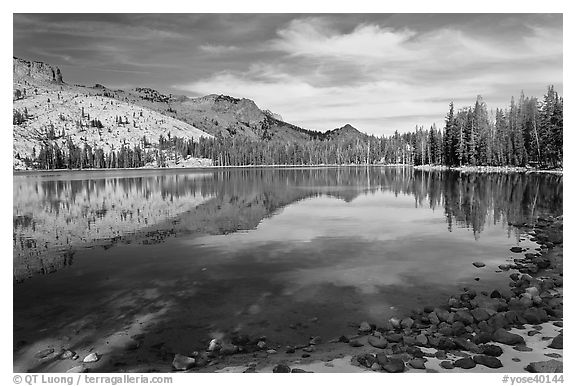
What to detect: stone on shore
<box><xmin>492</xmin><ymin>328</ymin><xmax>525</xmax><ymax>346</ymax></box>
<box><xmin>480</xmin><ymin>344</ymin><xmax>503</xmax><ymax>357</ymax></box>
<box><xmin>473</xmin><ymin>355</ymin><xmax>503</xmax><ymax>368</ymax></box>
<box><xmin>172</xmin><ymin>354</ymin><xmax>195</xmax><ymax>370</ymax></box>
<box><xmin>380</xmin><ymin>358</ymin><xmax>405</xmax><ymax>373</ymax></box>
<box><xmin>368</xmin><ymin>336</ymin><xmax>388</xmax><ymax>349</ymax></box>
<box><xmin>526</xmin><ymin>360</ymin><xmax>563</xmax><ymax>373</ymax></box>
<box><xmin>548</xmin><ymin>334</ymin><xmax>563</xmax><ymax>349</ymax></box>
<box><xmin>454</xmin><ymin>357</ymin><xmax>476</xmax><ymax>369</ymax></box>
<box><xmin>440</xmin><ymin>361</ymin><xmax>455</xmax><ymax>369</ymax></box>
<box><xmin>409</xmin><ymin>358</ymin><xmax>426</xmax><ymax>369</ymax></box>
<box><xmin>272</xmin><ymin>364</ymin><xmax>291</xmax><ymax>373</ymax></box>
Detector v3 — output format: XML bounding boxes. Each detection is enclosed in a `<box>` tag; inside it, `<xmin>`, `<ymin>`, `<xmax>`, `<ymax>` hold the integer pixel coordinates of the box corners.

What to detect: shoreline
<box><xmin>13</xmin><ymin>163</ymin><xmax>563</xmax><ymax>175</ymax></box>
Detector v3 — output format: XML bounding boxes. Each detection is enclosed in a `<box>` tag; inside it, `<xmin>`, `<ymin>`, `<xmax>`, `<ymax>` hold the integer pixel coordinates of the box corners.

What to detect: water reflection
<box><xmin>13</xmin><ymin>167</ymin><xmax>562</xmax><ymax>282</ymax></box>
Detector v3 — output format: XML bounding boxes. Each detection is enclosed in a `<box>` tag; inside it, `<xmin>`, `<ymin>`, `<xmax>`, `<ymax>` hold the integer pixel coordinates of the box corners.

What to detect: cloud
<box><xmin>177</xmin><ymin>16</ymin><xmax>562</xmax><ymax>134</ymax></box>
<box><xmin>199</xmin><ymin>44</ymin><xmax>240</xmax><ymax>54</ymax></box>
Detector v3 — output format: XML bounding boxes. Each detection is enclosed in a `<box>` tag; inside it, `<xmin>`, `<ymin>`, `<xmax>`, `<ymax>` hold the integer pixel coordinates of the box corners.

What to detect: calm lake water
<box><xmin>13</xmin><ymin>167</ymin><xmax>563</xmax><ymax>370</ymax></box>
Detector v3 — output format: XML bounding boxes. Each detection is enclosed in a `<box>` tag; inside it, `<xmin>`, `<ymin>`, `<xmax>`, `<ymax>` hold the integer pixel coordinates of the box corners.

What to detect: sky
<box><xmin>13</xmin><ymin>13</ymin><xmax>563</xmax><ymax>135</ymax></box>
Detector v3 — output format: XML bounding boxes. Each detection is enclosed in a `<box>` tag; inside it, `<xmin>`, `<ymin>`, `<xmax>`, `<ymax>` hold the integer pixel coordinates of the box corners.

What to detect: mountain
<box><xmin>13</xmin><ymin>57</ymin><xmax>212</xmax><ymax>169</ymax></box>
<box><xmin>323</xmin><ymin>124</ymin><xmax>369</xmax><ymax>141</ymax></box>
<box><xmin>13</xmin><ymin>57</ymin><xmax>371</xmax><ymax>169</ymax></box>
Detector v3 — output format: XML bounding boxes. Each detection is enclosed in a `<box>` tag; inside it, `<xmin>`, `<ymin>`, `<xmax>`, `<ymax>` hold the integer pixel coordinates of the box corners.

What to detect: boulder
<box><xmin>408</xmin><ymin>358</ymin><xmax>426</xmax><ymax>369</ymax></box>
<box><xmin>440</xmin><ymin>361</ymin><xmax>454</xmax><ymax>369</ymax></box>
<box><xmin>401</xmin><ymin>317</ymin><xmax>414</xmax><ymax>329</ymax></box>
<box><xmin>368</xmin><ymin>336</ymin><xmax>388</xmax><ymax>349</ymax></box>
<box><xmin>381</xmin><ymin>358</ymin><xmax>405</xmax><ymax>373</ymax></box>
<box><xmin>454</xmin><ymin>357</ymin><xmax>476</xmax><ymax>369</ymax></box>
<box><xmin>272</xmin><ymin>364</ymin><xmax>291</xmax><ymax>373</ymax></box>
<box><xmin>473</xmin><ymin>355</ymin><xmax>503</xmax><ymax>368</ymax></box>
<box><xmin>471</xmin><ymin>308</ymin><xmax>492</xmax><ymax>322</ymax></box>
<box><xmin>358</xmin><ymin>321</ymin><xmax>372</xmax><ymax>333</ymax></box>
<box><xmin>526</xmin><ymin>359</ymin><xmax>563</xmax><ymax>373</ymax></box>
<box><xmin>548</xmin><ymin>334</ymin><xmax>563</xmax><ymax>349</ymax></box>
<box><xmin>480</xmin><ymin>344</ymin><xmax>503</xmax><ymax>357</ymax></box>
<box><xmin>455</xmin><ymin>310</ymin><xmax>474</xmax><ymax>325</ymax></box>
<box><xmin>492</xmin><ymin>328</ymin><xmax>525</xmax><ymax>346</ymax></box>
<box><xmin>83</xmin><ymin>353</ymin><xmax>100</xmax><ymax>363</ymax></box>
<box><xmin>172</xmin><ymin>354</ymin><xmax>195</xmax><ymax>371</ymax></box>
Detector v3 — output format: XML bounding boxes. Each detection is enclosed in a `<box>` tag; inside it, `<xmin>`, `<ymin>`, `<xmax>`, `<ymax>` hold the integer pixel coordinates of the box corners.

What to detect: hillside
<box><xmin>13</xmin><ymin>57</ymin><xmax>373</xmax><ymax>170</ymax></box>
<box><xmin>13</xmin><ymin>58</ymin><xmax>213</xmax><ymax>170</ymax></box>
<box><xmin>92</xmin><ymin>87</ymin><xmax>325</xmax><ymax>141</ymax></box>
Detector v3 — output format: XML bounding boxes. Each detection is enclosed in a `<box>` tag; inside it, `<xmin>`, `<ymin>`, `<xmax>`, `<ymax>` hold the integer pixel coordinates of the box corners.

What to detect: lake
<box><xmin>13</xmin><ymin>167</ymin><xmax>563</xmax><ymax>372</ymax></box>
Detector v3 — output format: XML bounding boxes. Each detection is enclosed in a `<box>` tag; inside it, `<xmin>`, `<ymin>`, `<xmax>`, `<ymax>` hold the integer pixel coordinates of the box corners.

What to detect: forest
<box><xmin>23</xmin><ymin>86</ymin><xmax>562</xmax><ymax>170</ymax></box>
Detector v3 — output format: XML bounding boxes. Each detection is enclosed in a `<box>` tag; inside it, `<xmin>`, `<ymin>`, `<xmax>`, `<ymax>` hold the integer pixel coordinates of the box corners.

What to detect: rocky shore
<box><xmin>169</xmin><ymin>215</ymin><xmax>563</xmax><ymax>373</ymax></box>
<box><xmin>25</xmin><ymin>215</ymin><xmax>562</xmax><ymax>374</ymax></box>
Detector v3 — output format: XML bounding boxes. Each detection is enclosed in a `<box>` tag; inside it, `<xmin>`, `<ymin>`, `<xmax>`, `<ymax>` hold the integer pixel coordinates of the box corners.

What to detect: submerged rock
<box><xmin>358</xmin><ymin>321</ymin><xmax>372</xmax><ymax>333</ymax></box>
<box><xmin>172</xmin><ymin>354</ymin><xmax>195</xmax><ymax>371</ymax></box>
<box><xmin>34</xmin><ymin>348</ymin><xmax>55</xmax><ymax>359</ymax></box>
<box><xmin>83</xmin><ymin>353</ymin><xmax>100</xmax><ymax>363</ymax></box>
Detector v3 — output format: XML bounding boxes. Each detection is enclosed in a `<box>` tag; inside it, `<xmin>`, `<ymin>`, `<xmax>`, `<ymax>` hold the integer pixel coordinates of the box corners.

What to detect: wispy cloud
<box><xmin>14</xmin><ymin>14</ymin><xmax>562</xmax><ymax>135</ymax></box>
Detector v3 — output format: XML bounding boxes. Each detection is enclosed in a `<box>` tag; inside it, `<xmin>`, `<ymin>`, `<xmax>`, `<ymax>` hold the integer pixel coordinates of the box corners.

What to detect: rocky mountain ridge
<box><xmin>13</xmin><ymin>57</ymin><xmax>370</xmax><ymax>169</ymax></box>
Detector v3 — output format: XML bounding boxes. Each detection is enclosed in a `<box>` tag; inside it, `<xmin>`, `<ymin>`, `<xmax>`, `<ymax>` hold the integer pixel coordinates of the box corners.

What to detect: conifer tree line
<box><xmin>22</xmin><ymin>86</ymin><xmax>562</xmax><ymax>170</ymax></box>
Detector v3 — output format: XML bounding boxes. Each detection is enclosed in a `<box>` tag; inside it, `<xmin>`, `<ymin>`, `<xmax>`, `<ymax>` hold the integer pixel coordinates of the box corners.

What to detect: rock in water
<box><xmin>454</xmin><ymin>357</ymin><xmax>476</xmax><ymax>369</ymax></box>
<box><xmin>60</xmin><ymin>350</ymin><xmax>76</xmax><ymax>360</ymax></box>
<box><xmin>492</xmin><ymin>328</ymin><xmax>525</xmax><ymax>346</ymax></box>
<box><xmin>34</xmin><ymin>348</ymin><xmax>55</xmax><ymax>359</ymax></box>
<box><xmin>368</xmin><ymin>336</ymin><xmax>388</xmax><ymax>349</ymax></box>
<box><xmin>66</xmin><ymin>366</ymin><xmax>85</xmax><ymax>373</ymax></box>
<box><xmin>291</xmin><ymin>368</ymin><xmax>311</xmax><ymax>373</ymax></box>
<box><xmin>473</xmin><ymin>262</ymin><xmax>486</xmax><ymax>268</ymax></box>
<box><xmin>401</xmin><ymin>317</ymin><xmax>414</xmax><ymax>329</ymax></box>
<box><xmin>273</xmin><ymin>364</ymin><xmax>291</xmax><ymax>373</ymax></box>
<box><xmin>510</xmin><ymin>247</ymin><xmax>523</xmax><ymax>253</ymax></box>
<box><xmin>172</xmin><ymin>354</ymin><xmax>195</xmax><ymax>370</ymax></box>
<box><xmin>473</xmin><ymin>355</ymin><xmax>503</xmax><ymax>368</ymax></box>
<box><xmin>358</xmin><ymin>321</ymin><xmax>372</xmax><ymax>333</ymax></box>
<box><xmin>207</xmin><ymin>338</ymin><xmax>221</xmax><ymax>352</ymax></box>
<box><xmin>548</xmin><ymin>334</ymin><xmax>563</xmax><ymax>349</ymax></box>
<box><xmin>83</xmin><ymin>353</ymin><xmax>100</xmax><ymax>363</ymax></box>
<box><xmin>381</xmin><ymin>358</ymin><xmax>405</xmax><ymax>373</ymax></box>
<box><xmin>526</xmin><ymin>360</ymin><xmax>563</xmax><ymax>373</ymax></box>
